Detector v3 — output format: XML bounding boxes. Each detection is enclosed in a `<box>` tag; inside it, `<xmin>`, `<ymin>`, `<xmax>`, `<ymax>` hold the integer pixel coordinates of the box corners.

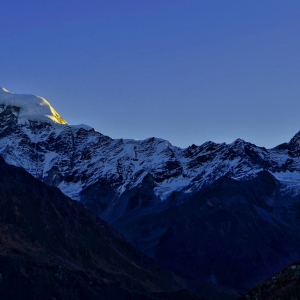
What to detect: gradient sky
<box><xmin>1</xmin><ymin>1</ymin><xmax>300</xmax><ymax>148</ymax></box>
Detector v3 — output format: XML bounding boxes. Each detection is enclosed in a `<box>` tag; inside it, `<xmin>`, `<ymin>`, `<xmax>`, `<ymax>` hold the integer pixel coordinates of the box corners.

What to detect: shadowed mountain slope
<box><xmin>111</xmin><ymin>171</ymin><xmax>300</xmax><ymax>296</ymax></box>
<box><xmin>0</xmin><ymin>156</ymin><xmax>198</xmax><ymax>300</ymax></box>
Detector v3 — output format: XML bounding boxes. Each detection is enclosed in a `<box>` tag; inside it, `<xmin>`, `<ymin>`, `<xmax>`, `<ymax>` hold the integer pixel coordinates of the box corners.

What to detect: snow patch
<box><xmin>58</xmin><ymin>181</ymin><xmax>83</xmax><ymax>201</ymax></box>
<box><xmin>271</xmin><ymin>171</ymin><xmax>300</xmax><ymax>183</ymax></box>
<box><xmin>154</xmin><ymin>176</ymin><xmax>192</xmax><ymax>201</ymax></box>
<box><xmin>43</xmin><ymin>152</ymin><xmax>58</xmax><ymax>175</ymax></box>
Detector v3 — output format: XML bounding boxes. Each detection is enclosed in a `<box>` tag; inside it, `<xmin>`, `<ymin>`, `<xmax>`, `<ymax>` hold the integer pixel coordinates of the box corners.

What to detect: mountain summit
<box><xmin>0</xmin><ymin>88</ymin><xmax>67</xmax><ymax>125</ymax></box>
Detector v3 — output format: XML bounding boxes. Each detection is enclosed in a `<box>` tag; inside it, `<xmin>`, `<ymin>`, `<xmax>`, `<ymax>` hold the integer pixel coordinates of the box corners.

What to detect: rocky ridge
<box><xmin>242</xmin><ymin>262</ymin><xmax>300</xmax><ymax>300</ymax></box>
<box><xmin>0</xmin><ymin>88</ymin><xmax>300</xmax><ymax>211</ymax></box>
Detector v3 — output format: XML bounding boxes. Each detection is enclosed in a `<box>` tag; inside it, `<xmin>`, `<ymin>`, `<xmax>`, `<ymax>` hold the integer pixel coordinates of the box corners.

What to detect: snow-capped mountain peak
<box><xmin>0</xmin><ymin>88</ymin><xmax>67</xmax><ymax>125</ymax></box>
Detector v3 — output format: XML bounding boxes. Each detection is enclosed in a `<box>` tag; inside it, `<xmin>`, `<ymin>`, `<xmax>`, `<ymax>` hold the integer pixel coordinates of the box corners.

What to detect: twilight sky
<box><xmin>1</xmin><ymin>1</ymin><xmax>300</xmax><ymax>148</ymax></box>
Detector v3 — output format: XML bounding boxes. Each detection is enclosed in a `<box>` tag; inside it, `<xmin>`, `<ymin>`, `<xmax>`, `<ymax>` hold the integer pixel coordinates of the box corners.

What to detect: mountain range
<box><xmin>1</xmin><ymin>87</ymin><xmax>300</xmax><ymax>298</ymax></box>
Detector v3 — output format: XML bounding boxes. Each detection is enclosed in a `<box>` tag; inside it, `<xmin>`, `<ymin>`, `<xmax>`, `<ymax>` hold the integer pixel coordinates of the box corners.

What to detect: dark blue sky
<box><xmin>1</xmin><ymin>1</ymin><xmax>300</xmax><ymax>148</ymax></box>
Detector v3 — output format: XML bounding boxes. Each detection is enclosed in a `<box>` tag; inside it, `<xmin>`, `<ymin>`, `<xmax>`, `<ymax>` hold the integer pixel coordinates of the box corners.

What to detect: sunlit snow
<box><xmin>0</xmin><ymin>87</ymin><xmax>67</xmax><ymax>125</ymax></box>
